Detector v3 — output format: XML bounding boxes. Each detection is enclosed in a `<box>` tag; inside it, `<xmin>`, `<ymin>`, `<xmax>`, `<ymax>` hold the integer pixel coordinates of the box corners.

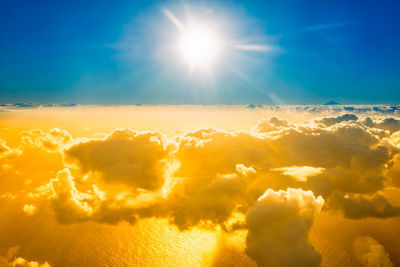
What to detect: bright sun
<box><xmin>178</xmin><ymin>26</ymin><xmax>222</xmax><ymax>69</ymax></box>
<box><xmin>164</xmin><ymin>7</ymin><xmax>270</xmax><ymax>74</ymax></box>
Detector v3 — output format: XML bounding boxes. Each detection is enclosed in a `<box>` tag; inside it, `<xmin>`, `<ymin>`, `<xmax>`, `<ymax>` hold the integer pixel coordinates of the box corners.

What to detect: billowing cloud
<box><xmin>51</xmin><ymin>116</ymin><xmax>400</xmax><ymax>228</ymax></box>
<box><xmin>0</xmin><ymin>246</ymin><xmax>51</xmax><ymax>267</ymax></box>
<box><xmin>2</xmin><ymin>106</ymin><xmax>400</xmax><ymax>266</ymax></box>
<box><xmin>20</xmin><ymin>128</ymin><xmax>72</xmax><ymax>152</ymax></box>
<box><xmin>313</xmin><ymin>113</ymin><xmax>400</xmax><ymax>134</ymax></box>
<box><xmin>328</xmin><ymin>193</ymin><xmax>400</xmax><ymax>219</ymax></box>
<box><xmin>156</xmin><ymin>163</ymin><xmax>252</xmax><ymax>230</ymax></box>
<box><xmin>0</xmin><ymin>139</ymin><xmax>21</xmax><ymax>159</ymax></box>
<box><xmin>173</xmin><ymin>129</ymin><xmax>272</xmax><ymax>178</ymax></box>
<box><xmin>316</xmin><ymin>113</ymin><xmax>358</xmax><ymax>126</ymax></box>
<box><xmin>65</xmin><ymin>129</ymin><xmax>170</xmax><ymax>191</ymax></box>
<box><xmin>254</xmin><ymin>117</ymin><xmax>293</xmax><ymax>132</ymax></box>
<box><xmin>363</xmin><ymin>117</ymin><xmax>400</xmax><ymax>133</ymax></box>
<box><xmin>353</xmin><ymin>236</ymin><xmax>393</xmax><ymax>267</ymax></box>
<box><xmin>49</xmin><ymin>168</ymin><xmax>137</xmax><ymax>224</ymax></box>
<box><xmin>245</xmin><ymin>188</ymin><xmax>324</xmax><ymax>267</ymax></box>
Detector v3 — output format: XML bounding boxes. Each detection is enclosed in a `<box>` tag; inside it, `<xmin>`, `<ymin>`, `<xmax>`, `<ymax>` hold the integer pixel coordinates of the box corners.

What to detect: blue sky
<box><xmin>1</xmin><ymin>0</ymin><xmax>399</xmax><ymax>104</ymax></box>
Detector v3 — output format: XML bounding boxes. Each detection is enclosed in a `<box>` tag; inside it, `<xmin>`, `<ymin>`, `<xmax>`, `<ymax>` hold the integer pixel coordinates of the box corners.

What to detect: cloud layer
<box><xmin>1</xmin><ymin>107</ymin><xmax>400</xmax><ymax>266</ymax></box>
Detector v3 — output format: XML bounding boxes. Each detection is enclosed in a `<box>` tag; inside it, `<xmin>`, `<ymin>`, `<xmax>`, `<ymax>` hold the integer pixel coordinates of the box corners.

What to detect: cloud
<box><xmin>19</xmin><ymin>128</ymin><xmax>72</xmax><ymax>152</ymax></box>
<box><xmin>0</xmin><ymin>246</ymin><xmax>51</xmax><ymax>267</ymax></box>
<box><xmin>314</xmin><ymin>114</ymin><xmax>400</xmax><ymax>134</ymax></box>
<box><xmin>328</xmin><ymin>193</ymin><xmax>400</xmax><ymax>219</ymax></box>
<box><xmin>316</xmin><ymin>114</ymin><xmax>358</xmax><ymax>126</ymax></box>
<box><xmin>48</xmin><ymin>168</ymin><xmax>137</xmax><ymax>224</ymax></box>
<box><xmin>298</xmin><ymin>21</ymin><xmax>353</xmax><ymax>32</ymax></box>
<box><xmin>245</xmin><ymin>188</ymin><xmax>324</xmax><ymax>267</ymax></box>
<box><xmin>353</xmin><ymin>236</ymin><xmax>393</xmax><ymax>267</ymax></box>
<box><xmin>65</xmin><ymin>129</ymin><xmax>170</xmax><ymax>191</ymax></box>
<box><xmin>266</xmin><ymin>122</ymin><xmax>396</xmax><ymax>197</ymax></box>
<box><xmin>143</xmin><ymin>119</ymin><xmax>400</xmax><ymax>229</ymax></box>
<box><xmin>236</xmin><ymin>164</ymin><xmax>256</xmax><ymax>176</ymax></box>
<box><xmin>141</xmin><ymin>163</ymin><xmax>253</xmax><ymax>230</ymax></box>
<box><xmin>23</xmin><ymin>204</ymin><xmax>37</xmax><ymax>216</ymax></box>
<box><xmin>254</xmin><ymin>117</ymin><xmax>293</xmax><ymax>132</ymax></box>
<box><xmin>3</xmin><ymin>107</ymin><xmax>400</xmax><ymax>266</ymax></box>
<box><xmin>49</xmin><ymin>168</ymin><xmax>97</xmax><ymax>223</ymax></box>
<box><xmin>8</xmin><ymin>105</ymin><xmax>400</xmax><ymax>267</ymax></box>
<box><xmin>363</xmin><ymin>117</ymin><xmax>400</xmax><ymax>133</ymax></box>
<box><xmin>163</xmin><ymin>119</ymin><xmax>400</xmax><ymax>232</ymax></box>
<box><xmin>0</xmin><ymin>139</ymin><xmax>21</xmax><ymax>159</ymax></box>
<box><xmin>20</xmin><ymin>114</ymin><xmax>399</xmax><ymax>230</ymax></box>
<box><xmin>234</xmin><ymin>44</ymin><xmax>271</xmax><ymax>52</ymax></box>
<box><xmin>271</xmin><ymin>166</ymin><xmax>325</xmax><ymax>182</ymax></box>
<box><xmin>387</xmin><ymin>151</ymin><xmax>400</xmax><ymax>187</ymax></box>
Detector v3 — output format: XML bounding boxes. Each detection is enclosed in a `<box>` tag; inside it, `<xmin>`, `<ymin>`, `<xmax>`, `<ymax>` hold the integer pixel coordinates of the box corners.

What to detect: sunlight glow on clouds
<box><xmin>0</xmin><ymin>105</ymin><xmax>400</xmax><ymax>266</ymax></box>
<box><xmin>271</xmin><ymin>166</ymin><xmax>326</xmax><ymax>182</ymax></box>
<box><xmin>0</xmin><ymin>246</ymin><xmax>51</xmax><ymax>267</ymax></box>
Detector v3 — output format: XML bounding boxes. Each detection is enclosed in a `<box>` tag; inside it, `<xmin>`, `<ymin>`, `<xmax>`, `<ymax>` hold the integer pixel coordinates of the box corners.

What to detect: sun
<box><xmin>178</xmin><ymin>25</ymin><xmax>222</xmax><ymax>70</ymax></box>
<box><xmin>164</xmin><ymin>7</ymin><xmax>270</xmax><ymax>73</ymax></box>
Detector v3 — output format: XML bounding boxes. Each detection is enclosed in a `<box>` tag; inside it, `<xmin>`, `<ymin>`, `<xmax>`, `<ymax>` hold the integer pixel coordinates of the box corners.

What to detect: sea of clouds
<box><xmin>1</xmin><ymin>104</ymin><xmax>399</xmax><ymax>266</ymax></box>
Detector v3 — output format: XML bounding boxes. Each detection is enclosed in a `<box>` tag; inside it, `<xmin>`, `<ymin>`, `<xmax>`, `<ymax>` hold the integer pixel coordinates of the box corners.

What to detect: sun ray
<box><xmin>163</xmin><ymin>8</ymin><xmax>185</xmax><ymax>31</ymax></box>
<box><xmin>163</xmin><ymin>7</ymin><xmax>273</xmax><ymax>74</ymax></box>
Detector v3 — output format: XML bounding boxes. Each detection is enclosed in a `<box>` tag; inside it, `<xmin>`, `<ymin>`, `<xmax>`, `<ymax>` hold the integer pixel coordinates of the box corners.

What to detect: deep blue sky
<box><xmin>1</xmin><ymin>0</ymin><xmax>399</xmax><ymax>104</ymax></box>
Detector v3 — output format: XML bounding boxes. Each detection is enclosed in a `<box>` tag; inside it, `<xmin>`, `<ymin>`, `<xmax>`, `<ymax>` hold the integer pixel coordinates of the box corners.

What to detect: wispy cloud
<box><xmin>233</xmin><ymin>44</ymin><xmax>271</xmax><ymax>52</ymax></box>
<box><xmin>298</xmin><ymin>21</ymin><xmax>357</xmax><ymax>33</ymax></box>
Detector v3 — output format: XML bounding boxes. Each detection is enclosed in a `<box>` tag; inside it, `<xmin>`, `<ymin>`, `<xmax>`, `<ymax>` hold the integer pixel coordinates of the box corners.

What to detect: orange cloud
<box><xmin>65</xmin><ymin>129</ymin><xmax>170</xmax><ymax>191</ymax></box>
<box><xmin>245</xmin><ymin>188</ymin><xmax>324</xmax><ymax>267</ymax></box>
<box><xmin>1</xmin><ymin>107</ymin><xmax>400</xmax><ymax>266</ymax></box>
<box><xmin>0</xmin><ymin>246</ymin><xmax>51</xmax><ymax>267</ymax></box>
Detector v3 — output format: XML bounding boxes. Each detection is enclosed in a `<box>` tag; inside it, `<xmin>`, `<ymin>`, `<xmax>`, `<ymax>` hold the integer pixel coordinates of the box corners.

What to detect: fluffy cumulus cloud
<box><xmin>328</xmin><ymin>192</ymin><xmax>400</xmax><ymax>219</ymax></box>
<box><xmin>316</xmin><ymin>113</ymin><xmax>359</xmax><ymax>126</ymax></box>
<box><xmin>46</xmin><ymin>168</ymin><xmax>137</xmax><ymax>224</ymax></box>
<box><xmin>0</xmin><ymin>139</ymin><xmax>21</xmax><ymax>159</ymax></box>
<box><xmin>20</xmin><ymin>128</ymin><xmax>72</xmax><ymax>152</ymax></box>
<box><xmin>23</xmin><ymin>204</ymin><xmax>37</xmax><ymax>216</ymax></box>
<box><xmin>363</xmin><ymin>117</ymin><xmax>400</xmax><ymax>133</ymax></box>
<box><xmin>353</xmin><ymin>236</ymin><xmax>393</xmax><ymax>267</ymax></box>
<box><xmin>254</xmin><ymin>117</ymin><xmax>294</xmax><ymax>132</ymax></box>
<box><xmin>0</xmin><ymin>246</ymin><xmax>51</xmax><ymax>267</ymax></box>
<box><xmin>245</xmin><ymin>188</ymin><xmax>324</xmax><ymax>267</ymax></box>
<box><xmin>2</xmin><ymin>107</ymin><xmax>400</xmax><ymax>266</ymax></box>
<box><xmin>163</xmin><ymin>116</ymin><xmax>399</xmax><ymax>226</ymax></box>
<box><xmin>65</xmin><ymin>129</ymin><xmax>170</xmax><ymax>191</ymax></box>
<box><xmin>152</xmin><ymin>162</ymin><xmax>254</xmax><ymax>230</ymax></box>
<box><xmin>315</xmin><ymin>113</ymin><xmax>400</xmax><ymax>133</ymax></box>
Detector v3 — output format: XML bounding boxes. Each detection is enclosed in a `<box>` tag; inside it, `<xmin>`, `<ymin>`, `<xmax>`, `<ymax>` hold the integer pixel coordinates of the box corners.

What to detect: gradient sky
<box><xmin>1</xmin><ymin>0</ymin><xmax>399</xmax><ymax>104</ymax></box>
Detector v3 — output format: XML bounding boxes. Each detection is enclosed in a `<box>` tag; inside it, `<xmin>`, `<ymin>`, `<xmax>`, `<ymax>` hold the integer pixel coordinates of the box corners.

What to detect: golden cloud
<box><xmin>0</xmin><ymin>246</ymin><xmax>51</xmax><ymax>267</ymax></box>
<box><xmin>245</xmin><ymin>188</ymin><xmax>324</xmax><ymax>267</ymax></box>
<box><xmin>65</xmin><ymin>129</ymin><xmax>170</xmax><ymax>191</ymax></box>
<box><xmin>353</xmin><ymin>236</ymin><xmax>393</xmax><ymax>267</ymax></box>
<box><xmin>1</xmin><ymin>107</ymin><xmax>400</xmax><ymax>266</ymax></box>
